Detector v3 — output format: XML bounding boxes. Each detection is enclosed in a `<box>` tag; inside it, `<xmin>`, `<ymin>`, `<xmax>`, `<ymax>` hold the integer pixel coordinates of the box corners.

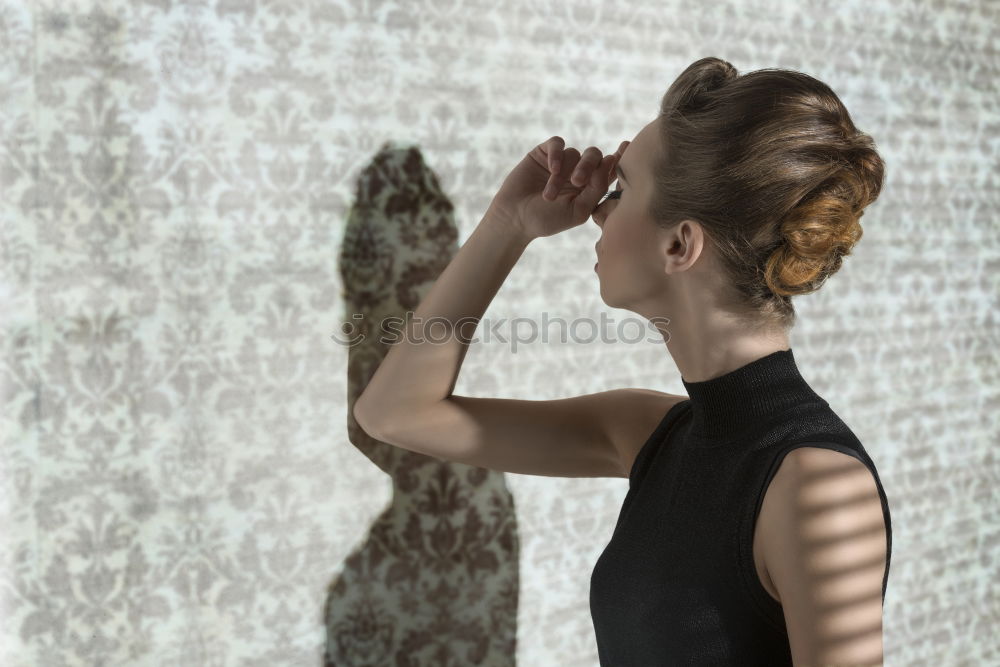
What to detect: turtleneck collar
<box><xmin>680</xmin><ymin>348</ymin><xmax>825</xmax><ymax>441</ymax></box>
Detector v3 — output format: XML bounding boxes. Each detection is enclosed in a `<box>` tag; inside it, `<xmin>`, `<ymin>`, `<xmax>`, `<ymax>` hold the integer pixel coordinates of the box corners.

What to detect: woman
<box><xmin>354</xmin><ymin>57</ymin><xmax>891</xmax><ymax>666</ymax></box>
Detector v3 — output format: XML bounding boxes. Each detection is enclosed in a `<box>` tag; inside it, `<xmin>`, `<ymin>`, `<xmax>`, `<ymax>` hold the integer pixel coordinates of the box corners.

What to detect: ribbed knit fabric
<box><xmin>589</xmin><ymin>348</ymin><xmax>892</xmax><ymax>666</ymax></box>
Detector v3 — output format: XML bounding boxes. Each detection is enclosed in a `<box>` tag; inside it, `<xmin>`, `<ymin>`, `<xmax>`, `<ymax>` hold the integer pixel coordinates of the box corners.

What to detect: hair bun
<box><xmin>665</xmin><ymin>57</ymin><xmax>739</xmax><ymax>112</ymax></box>
<box><xmin>762</xmin><ymin>129</ymin><xmax>885</xmax><ymax>298</ymax></box>
<box><xmin>654</xmin><ymin>59</ymin><xmax>886</xmax><ymax>329</ymax></box>
<box><xmin>846</xmin><ymin>134</ymin><xmax>886</xmax><ymax>212</ymax></box>
<box><xmin>764</xmin><ymin>181</ymin><xmax>867</xmax><ymax>297</ymax></box>
<box><xmin>697</xmin><ymin>57</ymin><xmax>739</xmax><ymax>90</ymax></box>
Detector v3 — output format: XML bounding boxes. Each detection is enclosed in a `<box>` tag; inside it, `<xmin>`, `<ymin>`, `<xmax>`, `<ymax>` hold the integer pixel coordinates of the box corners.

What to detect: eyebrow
<box><xmin>615</xmin><ymin>162</ymin><xmax>629</xmax><ymax>185</ymax></box>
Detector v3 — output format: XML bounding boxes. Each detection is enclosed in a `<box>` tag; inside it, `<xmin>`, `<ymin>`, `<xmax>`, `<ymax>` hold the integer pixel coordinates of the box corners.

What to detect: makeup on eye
<box><xmin>598</xmin><ymin>179</ymin><xmax>624</xmax><ymax>206</ymax></box>
<box><xmin>597</xmin><ymin>158</ymin><xmax>628</xmax><ymax>204</ymax></box>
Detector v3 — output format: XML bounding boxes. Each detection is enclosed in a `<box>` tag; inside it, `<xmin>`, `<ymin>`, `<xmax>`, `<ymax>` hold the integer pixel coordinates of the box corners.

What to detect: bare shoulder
<box><xmin>759</xmin><ymin>446</ymin><xmax>888</xmax><ymax>665</ymax></box>
<box><xmin>762</xmin><ymin>446</ymin><xmax>884</xmax><ymax>542</ymax></box>
<box><xmin>772</xmin><ymin>446</ymin><xmax>881</xmax><ymax>495</ymax></box>
<box><xmin>602</xmin><ymin>388</ymin><xmax>688</xmax><ymax>478</ymax></box>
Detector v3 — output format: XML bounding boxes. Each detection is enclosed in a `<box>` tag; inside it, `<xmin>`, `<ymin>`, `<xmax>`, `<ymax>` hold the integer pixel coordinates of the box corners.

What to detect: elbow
<box><xmin>352</xmin><ymin>396</ymin><xmax>391</xmax><ymax>441</ymax></box>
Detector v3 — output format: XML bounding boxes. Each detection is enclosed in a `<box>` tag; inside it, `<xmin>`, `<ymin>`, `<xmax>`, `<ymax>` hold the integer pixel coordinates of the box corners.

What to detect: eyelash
<box><xmin>598</xmin><ymin>180</ymin><xmax>624</xmax><ymax>206</ymax></box>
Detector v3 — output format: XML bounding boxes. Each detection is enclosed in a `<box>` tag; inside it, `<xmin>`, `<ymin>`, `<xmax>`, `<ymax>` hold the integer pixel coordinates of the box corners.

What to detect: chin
<box><xmin>598</xmin><ymin>285</ymin><xmax>618</xmax><ymax>309</ymax></box>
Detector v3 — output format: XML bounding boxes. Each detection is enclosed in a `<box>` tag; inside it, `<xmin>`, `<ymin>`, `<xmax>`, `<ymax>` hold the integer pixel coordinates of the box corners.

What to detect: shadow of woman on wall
<box><xmin>323</xmin><ymin>143</ymin><xmax>520</xmax><ymax>666</ymax></box>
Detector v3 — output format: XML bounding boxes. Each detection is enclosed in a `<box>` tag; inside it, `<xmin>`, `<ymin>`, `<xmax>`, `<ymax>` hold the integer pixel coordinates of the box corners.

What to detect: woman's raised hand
<box><xmin>488</xmin><ymin>136</ymin><xmax>630</xmax><ymax>239</ymax></box>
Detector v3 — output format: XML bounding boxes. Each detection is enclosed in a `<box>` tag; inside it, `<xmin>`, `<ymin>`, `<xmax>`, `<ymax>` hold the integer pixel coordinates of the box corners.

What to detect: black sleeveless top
<box><xmin>589</xmin><ymin>348</ymin><xmax>892</xmax><ymax>666</ymax></box>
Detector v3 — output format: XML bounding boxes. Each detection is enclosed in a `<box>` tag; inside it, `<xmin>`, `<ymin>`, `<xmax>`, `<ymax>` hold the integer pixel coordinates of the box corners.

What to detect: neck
<box><xmin>664</xmin><ymin>325</ymin><xmax>792</xmax><ymax>384</ymax></box>
<box><xmin>680</xmin><ymin>348</ymin><xmax>824</xmax><ymax>441</ymax></box>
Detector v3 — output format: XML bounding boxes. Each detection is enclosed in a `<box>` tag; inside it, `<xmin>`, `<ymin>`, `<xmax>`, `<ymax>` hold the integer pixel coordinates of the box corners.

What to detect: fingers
<box><xmin>543</xmin><ymin>136</ymin><xmax>565</xmax><ymax>201</ymax></box>
<box><xmin>596</xmin><ymin>153</ymin><xmax>617</xmax><ymax>189</ymax></box>
<box><xmin>547</xmin><ymin>136</ymin><xmax>564</xmax><ymax>175</ymax></box>
<box><xmin>569</xmin><ymin>147</ymin><xmax>603</xmax><ymax>187</ymax></box>
<box><xmin>545</xmin><ymin>146</ymin><xmax>581</xmax><ymax>201</ymax></box>
<box><xmin>580</xmin><ymin>154</ymin><xmax>618</xmax><ymax>211</ymax></box>
<box><xmin>541</xmin><ymin>138</ymin><xmax>629</xmax><ymax>201</ymax></box>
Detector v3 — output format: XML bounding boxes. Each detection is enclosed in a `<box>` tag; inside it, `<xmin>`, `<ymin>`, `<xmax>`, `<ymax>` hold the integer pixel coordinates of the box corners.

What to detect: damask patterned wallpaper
<box><xmin>1</xmin><ymin>1</ymin><xmax>997</xmax><ymax>665</ymax></box>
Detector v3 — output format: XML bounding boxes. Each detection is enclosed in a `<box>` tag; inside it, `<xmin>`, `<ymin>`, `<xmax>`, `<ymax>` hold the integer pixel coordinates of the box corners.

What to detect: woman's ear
<box><xmin>661</xmin><ymin>220</ymin><xmax>706</xmax><ymax>275</ymax></box>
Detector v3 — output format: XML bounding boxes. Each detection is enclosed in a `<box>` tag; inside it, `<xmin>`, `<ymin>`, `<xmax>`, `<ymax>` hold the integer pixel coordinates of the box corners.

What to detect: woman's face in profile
<box><xmin>591</xmin><ymin>118</ymin><xmax>670</xmax><ymax>311</ymax></box>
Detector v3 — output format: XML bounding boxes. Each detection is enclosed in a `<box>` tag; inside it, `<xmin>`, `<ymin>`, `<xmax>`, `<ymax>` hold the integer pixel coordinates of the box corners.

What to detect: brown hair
<box><xmin>652</xmin><ymin>57</ymin><xmax>885</xmax><ymax>331</ymax></box>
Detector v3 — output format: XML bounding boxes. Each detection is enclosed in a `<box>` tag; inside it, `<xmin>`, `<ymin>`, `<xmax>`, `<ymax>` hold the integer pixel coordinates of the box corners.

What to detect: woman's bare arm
<box><xmin>353</xmin><ymin>207</ymin><xmax>532</xmax><ymax>434</ymax></box>
<box><xmin>353</xmin><ymin>139</ymin><xmax>640</xmax><ymax>477</ymax></box>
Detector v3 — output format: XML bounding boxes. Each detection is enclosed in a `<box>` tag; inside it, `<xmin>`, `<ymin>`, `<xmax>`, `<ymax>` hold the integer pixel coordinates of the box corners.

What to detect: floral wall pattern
<box><xmin>1</xmin><ymin>0</ymin><xmax>997</xmax><ymax>665</ymax></box>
